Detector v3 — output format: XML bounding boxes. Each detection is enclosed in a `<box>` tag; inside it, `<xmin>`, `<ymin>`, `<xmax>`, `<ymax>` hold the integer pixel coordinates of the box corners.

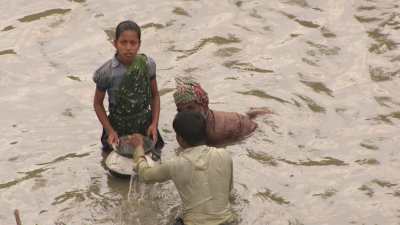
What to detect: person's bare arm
<box><xmin>147</xmin><ymin>79</ymin><xmax>160</xmax><ymax>142</ymax></box>
<box><xmin>93</xmin><ymin>88</ymin><xmax>119</xmax><ymax>145</ymax></box>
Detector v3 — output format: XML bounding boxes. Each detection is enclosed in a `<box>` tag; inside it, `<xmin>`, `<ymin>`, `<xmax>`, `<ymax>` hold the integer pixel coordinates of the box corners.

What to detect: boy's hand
<box><xmin>147</xmin><ymin>123</ymin><xmax>158</xmax><ymax>143</ymax></box>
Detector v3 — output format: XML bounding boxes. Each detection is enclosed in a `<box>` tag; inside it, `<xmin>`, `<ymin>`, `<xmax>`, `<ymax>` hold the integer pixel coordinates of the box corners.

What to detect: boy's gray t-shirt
<box><xmin>93</xmin><ymin>55</ymin><xmax>156</xmax><ymax>107</ymax></box>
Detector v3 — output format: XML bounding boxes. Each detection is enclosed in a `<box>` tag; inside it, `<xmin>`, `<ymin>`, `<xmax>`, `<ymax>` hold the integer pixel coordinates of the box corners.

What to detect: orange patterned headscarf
<box><xmin>173</xmin><ymin>76</ymin><xmax>209</xmax><ymax>108</ymax></box>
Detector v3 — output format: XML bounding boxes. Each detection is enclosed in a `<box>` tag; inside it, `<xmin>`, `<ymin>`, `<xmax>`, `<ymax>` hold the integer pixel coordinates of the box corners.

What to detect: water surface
<box><xmin>0</xmin><ymin>0</ymin><xmax>399</xmax><ymax>224</ymax></box>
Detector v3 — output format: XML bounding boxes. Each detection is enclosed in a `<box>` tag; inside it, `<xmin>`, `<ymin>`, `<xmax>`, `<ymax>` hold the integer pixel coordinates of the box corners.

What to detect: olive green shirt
<box><xmin>135</xmin><ymin>145</ymin><xmax>234</xmax><ymax>225</ymax></box>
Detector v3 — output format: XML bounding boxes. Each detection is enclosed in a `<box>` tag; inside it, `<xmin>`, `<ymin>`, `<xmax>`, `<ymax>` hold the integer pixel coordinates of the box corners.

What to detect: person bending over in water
<box><xmin>129</xmin><ymin>111</ymin><xmax>235</xmax><ymax>225</ymax></box>
<box><xmin>173</xmin><ymin>76</ymin><xmax>270</xmax><ymax>146</ymax></box>
<box><xmin>93</xmin><ymin>20</ymin><xmax>164</xmax><ymax>158</ymax></box>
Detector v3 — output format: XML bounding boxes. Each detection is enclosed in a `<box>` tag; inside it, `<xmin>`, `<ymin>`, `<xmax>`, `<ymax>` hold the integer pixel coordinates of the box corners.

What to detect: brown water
<box><xmin>1</xmin><ymin>0</ymin><xmax>399</xmax><ymax>224</ymax></box>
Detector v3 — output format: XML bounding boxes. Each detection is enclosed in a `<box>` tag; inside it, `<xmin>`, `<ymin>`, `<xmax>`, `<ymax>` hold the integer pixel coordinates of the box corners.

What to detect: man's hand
<box><xmin>147</xmin><ymin>123</ymin><xmax>158</xmax><ymax>143</ymax></box>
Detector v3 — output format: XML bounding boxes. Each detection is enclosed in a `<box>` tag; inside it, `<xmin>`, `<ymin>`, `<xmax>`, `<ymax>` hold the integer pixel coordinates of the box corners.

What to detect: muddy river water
<box><xmin>0</xmin><ymin>0</ymin><xmax>399</xmax><ymax>224</ymax></box>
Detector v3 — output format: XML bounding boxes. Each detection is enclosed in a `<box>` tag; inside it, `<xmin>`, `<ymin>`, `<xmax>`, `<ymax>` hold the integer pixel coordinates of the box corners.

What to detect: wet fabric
<box><xmin>173</xmin><ymin>76</ymin><xmax>209</xmax><ymax>108</ymax></box>
<box><xmin>206</xmin><ymin>110</ymin><xmax>257</xmax><ymax>146</ymax></box>
<box><xmin>135</xmin><ymin>145</ymin><xmax>235</xmax><ymax>225</ymax></box>
<box><xmin>93</xmin><ymin>55</ymin><xmax>156</xmax><ymax>107</ymax></box>
<box><xmin>108</xmin><ymin>54</ymin><xmax>152</xmax><ymax>136</ymax></box>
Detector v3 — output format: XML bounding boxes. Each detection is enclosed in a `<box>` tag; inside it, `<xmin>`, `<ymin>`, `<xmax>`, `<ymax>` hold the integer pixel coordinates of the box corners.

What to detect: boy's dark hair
<box><xmin>115</xmin><ymin>20</ymin><xmax>141</xmax><ymax>41</ymax></box>
<box><xmin>173</xmin><ymin>111</ymin><xmax>207</xmax><ymax>146</ymax></box>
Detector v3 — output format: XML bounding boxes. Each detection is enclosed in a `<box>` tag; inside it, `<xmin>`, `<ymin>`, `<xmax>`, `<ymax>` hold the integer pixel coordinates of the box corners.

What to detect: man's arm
<box><xmin>136</xmin><ymin>156</ymin><xmax>172</xmax><ymax>184</ymax></box>
<box><xmin>130</xmin><ymin>135</ymin><xmax>171</xmax><ymax>184</ymax></box>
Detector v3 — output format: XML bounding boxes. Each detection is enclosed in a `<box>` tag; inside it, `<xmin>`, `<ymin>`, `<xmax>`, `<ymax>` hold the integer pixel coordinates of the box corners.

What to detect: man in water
<box><xmin>173</xmin><ymin>76</ymin><xmax>270</xmax><ymax>146</ymax></box>
<box><xmin>129</xmin><ymin>111</ymin><xmax>235</xmax><ymax>225</ymax></box>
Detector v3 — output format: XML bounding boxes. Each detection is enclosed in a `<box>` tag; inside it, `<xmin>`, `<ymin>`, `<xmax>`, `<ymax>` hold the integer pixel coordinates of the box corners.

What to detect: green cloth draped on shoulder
<box><xmin>109</xmin><ymin>54</ymin><xmax>152</xmax><ymax>137</ymax></box>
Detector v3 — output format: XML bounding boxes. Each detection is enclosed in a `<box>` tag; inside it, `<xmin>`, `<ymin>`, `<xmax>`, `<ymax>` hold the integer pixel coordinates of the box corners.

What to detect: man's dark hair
<box><xmin>173</xmin><ymin>111</ymin><xmax>207</xmax><ymax>146</ymax></box>
<box><xmin>115</xmin><ymin>20</ymin><xmax>141</xmax><ymax>41</ymax></box>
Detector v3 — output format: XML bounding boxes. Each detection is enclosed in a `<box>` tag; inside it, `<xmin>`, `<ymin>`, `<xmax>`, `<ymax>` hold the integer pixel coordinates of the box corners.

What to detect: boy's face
<box><xmin>114</xmin><ymin>30</ymin><xmax>140</xmax><ymax>64</ymax></box>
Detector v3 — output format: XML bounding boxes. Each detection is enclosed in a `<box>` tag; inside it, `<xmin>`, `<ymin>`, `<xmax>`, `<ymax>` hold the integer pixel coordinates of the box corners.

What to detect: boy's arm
<box><xmin>134</xmin><ymin>145</ymin><xmax>172</xmax><ymax>183</ymax></box>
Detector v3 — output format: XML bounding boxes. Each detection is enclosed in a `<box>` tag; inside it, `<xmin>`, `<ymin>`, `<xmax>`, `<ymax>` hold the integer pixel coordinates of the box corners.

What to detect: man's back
<box><xmin>133</xmin><ymin>111</ymin><xmax>235</xmax><ymax>225</ymax></box>
<box><xmin>170</xmin><ymin>145</ymin><xmax>234</xmax><ymax>225</ymax></box>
